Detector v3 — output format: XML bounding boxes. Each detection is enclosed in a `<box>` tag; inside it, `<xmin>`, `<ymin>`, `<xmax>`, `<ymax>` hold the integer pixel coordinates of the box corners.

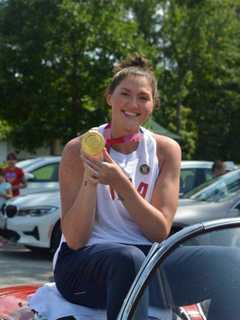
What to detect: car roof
<box><xmin>181</xmin><ymin>160</ymin><xmax>213</xmax><ymax>169</ymax></box>
<box><xmin>181</xmin><ymin>160</ymin><xmax>238</xmax><ymax>171</ymax></box>
<box><xmin>17</xmin><ymin>156</ymin><xmax>61</xmax><ymax>171</ymax></box>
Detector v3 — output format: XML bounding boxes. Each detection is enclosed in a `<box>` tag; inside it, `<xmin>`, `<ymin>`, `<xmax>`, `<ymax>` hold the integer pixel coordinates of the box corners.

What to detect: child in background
<box><xmin>0</xmin><ymin>168</ymin><xmax>13</xmax><ymax>211</ymax></box>
<box><xmin>3</xmin><ymin>152</ymin><xmax>26</xmax><ymax>196</ymax></box>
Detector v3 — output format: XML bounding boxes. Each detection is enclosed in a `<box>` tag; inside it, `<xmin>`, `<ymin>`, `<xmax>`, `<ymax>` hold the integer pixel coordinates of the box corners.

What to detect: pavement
<box><xmin>0</xmin><ymin>235</ymin><xmax>53</xmax><ymax>288</ymax></box>
<box><xmin>0</xmin><ymin>235</ymin><xmax>19</xmax><ymax>249</ymax></box>
<box><xmin>0</xmin><ymin>235</ymin><xmax>7</xmax><ymax>247</ymax></box>
<box><xmin>0</xmin><ymin>233</ymin><xmax>29</xmax><ymax>251</ymax></box>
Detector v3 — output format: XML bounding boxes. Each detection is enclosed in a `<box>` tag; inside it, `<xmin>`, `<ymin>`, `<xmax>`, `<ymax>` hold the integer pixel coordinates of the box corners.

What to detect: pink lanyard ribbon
<box><xmin>103</xmin><ymin>123</ymin><xmax>143</xmax><ymax>151</ymax></box>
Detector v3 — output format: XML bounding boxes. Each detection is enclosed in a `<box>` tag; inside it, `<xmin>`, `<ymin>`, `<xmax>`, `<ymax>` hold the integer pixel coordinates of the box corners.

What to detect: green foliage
<box><xmin>0</xmin><ymin>119</ymin><xmax>12</xmax><ymax>139</ymax></box>
<box><xmin>0</xmin><ymin>0</ymin><xmax>240</xmax><ymax>161</ymax></box>
<box><xmin>154</xmin><ymin>0</ymin><xmax>240</xmax><ymax>160</ymax></box>
<box><xmin>0</xmin><ymin>0</ymin><xmax>151</xmax><ymax>151</ymax></box>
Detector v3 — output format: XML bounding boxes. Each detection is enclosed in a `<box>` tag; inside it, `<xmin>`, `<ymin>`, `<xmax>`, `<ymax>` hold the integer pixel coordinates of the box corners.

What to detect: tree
<box><xmin>156</xmin><ymin>0</ymin><xmax>240</xmax><ymax>160</ymax></box>
<box><xmin>0</xmin><ymin>0</ymin><xmax>150</xmax><ymax>153</ymax></box>
<box><xmin>1</xmin><ymin>0</ymin><xmax>240</xmax><ymax>161</ymax></box>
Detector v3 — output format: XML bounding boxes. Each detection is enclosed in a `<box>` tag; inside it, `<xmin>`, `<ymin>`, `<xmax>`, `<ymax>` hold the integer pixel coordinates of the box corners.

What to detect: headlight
<box><xmin>17</xmin><ymin>206</ymin><xmax>58</xmax><ymax>217</ymax></box>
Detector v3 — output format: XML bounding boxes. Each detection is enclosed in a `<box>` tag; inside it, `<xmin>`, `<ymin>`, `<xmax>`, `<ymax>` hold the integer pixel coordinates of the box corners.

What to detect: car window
<box><xmin>180</xmin><ymin>168</ymin><xmax>195</xmax><ymax>194</ymax></box>
<box><xmin>180</xmin><ymin>168</ymin><xmax>212</xmax><ymax>195</ymax></box>
<box><xmin>189</xmin><ymin>171</ymin><xmax>240</xmax><ymax>202</ymax></box>
<box><xmin>30</xmin><ymin>163</ymin><xmax>59</xmax><ymax>182</ymax></box>
<box><xmin>234</xmin><ymin>201</ymin><xmax>240</xmax><ymax>211</ymax></box>
<box><xmin>183</xmin><ymin>170</ymin><xmax>240</xmax><ymax>200</ymax></box>
<box><xmin>128</xmin><ymin>224</ymin><xmax>240</xmax><ymax>320</ymax></box>
<box><xmin>17</xmin><ymin>158</ymin><xmax>42</xmax><ymax>169</ymax></box>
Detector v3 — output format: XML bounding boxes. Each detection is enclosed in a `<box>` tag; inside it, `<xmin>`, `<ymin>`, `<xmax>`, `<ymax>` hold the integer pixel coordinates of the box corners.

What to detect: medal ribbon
<box><xmin>103</xmin><ymin>123</ymin><xmax>143</xmax><ymax>151</ymax></box>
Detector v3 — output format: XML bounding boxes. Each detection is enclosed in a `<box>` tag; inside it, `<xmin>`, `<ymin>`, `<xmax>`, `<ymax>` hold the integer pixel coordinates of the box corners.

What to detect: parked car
<box><xmin>173</xmin><ymin>168</ymin><xmax>240</xmax><ymax>234</ymax></box>
<box><xmin>1</xmin><ymin>190</ymin><xmax>61</xmax><ymax>254</ymax></box>
<box><xmin>117</xmin><ymin>217</ymin><xmax>240</xmax><ymax>319</ymax></box>
<box><xmin>1</xmin><ymin>218</ymin><xmax>240</xmax><ymax>319</ymax></box>
<box><xmin>180</xmin><ymin>161</ymin><xmax>213</xmax><ymax>196</ymax></box>
<box><xmin>17</xmin><ymin>156</ymin><xmax>61</xmax><ymax>195</ymax></box>
<box><xmin>180</xmin><ymin>160</ymin><xmax>238</xmax><ymax>196</ymax></box>
<box><xmin>16</xmin><ymin>157</ymin><xmax>237</xmax><ymax>197</ymax></box>
<box><xmin>1</xmin><ymin>168</ymin><xmax>240</xmax><ymax>254</ymax></box>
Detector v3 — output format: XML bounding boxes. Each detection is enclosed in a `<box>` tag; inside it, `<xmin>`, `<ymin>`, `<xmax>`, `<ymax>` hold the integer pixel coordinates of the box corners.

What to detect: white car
<box><xmin>1</xmin><ymin>160</ymin><xmax>237</xmax><ymax>253</ymax></box>
<box><xmin>180</xmin><ymin>160</ymin><xmax>237</xmax><ymax>196</ymax></box>
<box><xmin>2</xmin><ymin>190</ymin><xmax>61</xmax><ymax>254</ymax></box>
<box><xmin>180</xmin><ymin>161</ymin><xmax>213</xmax><ymax>196</ymax></box>
<box><xmin>17</xmin><ymin>157</ymin><xmax>236</xmax><ymax>197</ymax></box>
<box><xmin>17</xmin><ymin>156</ymin><xmax>61</xmax><ymax>195</ymax></box>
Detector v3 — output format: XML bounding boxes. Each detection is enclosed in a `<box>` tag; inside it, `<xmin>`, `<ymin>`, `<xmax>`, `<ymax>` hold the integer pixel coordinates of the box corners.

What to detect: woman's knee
<box><xmin>108</xmin><ymin>245</ymin><xmax>146</xmax><ymax>279</ymax></box>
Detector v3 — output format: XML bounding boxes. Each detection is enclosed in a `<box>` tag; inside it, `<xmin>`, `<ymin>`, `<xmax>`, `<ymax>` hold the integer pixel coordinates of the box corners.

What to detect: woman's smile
<box><xmin>122</xmin><ymin>110</ymin><xmax>141</xmax><ymax>118</ymax></box>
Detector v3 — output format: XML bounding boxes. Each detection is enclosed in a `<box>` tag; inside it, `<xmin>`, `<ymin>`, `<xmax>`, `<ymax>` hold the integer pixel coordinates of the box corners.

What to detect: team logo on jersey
<box><xmin>140</xmin><ymin>164</ymin><xmax>150</xmax><ymax>175</ymax></box>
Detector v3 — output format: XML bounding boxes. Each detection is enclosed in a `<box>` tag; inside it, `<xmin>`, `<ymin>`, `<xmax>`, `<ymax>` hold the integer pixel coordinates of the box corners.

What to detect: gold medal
<box><xmin>81</xmin><ymin>130</ymin><xmax>105</xmax><ymax>156</ymax></box>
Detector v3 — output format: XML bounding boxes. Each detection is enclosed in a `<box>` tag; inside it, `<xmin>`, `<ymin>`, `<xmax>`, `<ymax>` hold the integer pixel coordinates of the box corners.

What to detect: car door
<box><xmin>21</xmin><ymin>162</ymin><xmax>59</xmax><ymax>195</ymax></box>
<box><xmin>117</xmin><ymin>218</ymin><xmax>240</xmax><ymax>319</ymax></box>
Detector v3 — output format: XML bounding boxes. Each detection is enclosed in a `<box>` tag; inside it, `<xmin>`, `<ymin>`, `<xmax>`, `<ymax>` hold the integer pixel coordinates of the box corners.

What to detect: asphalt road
<box><xmin>0</xmin><ymin>237</ymin><xmax>53</xmax><ymax>288</ymax></box>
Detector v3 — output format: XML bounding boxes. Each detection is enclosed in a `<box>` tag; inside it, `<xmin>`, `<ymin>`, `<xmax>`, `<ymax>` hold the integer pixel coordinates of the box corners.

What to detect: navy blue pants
<box><xmin>54</xmin><ymin>242</ymin><xmax>240</xmax><ymax>320</ymax></box>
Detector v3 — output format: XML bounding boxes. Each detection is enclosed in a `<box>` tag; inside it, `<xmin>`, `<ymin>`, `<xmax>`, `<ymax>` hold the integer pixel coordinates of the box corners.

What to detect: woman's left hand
<box><xmin>81</xmin><ymin>148</ymin><xmax>124</xmax><ymax>185</ymax></box>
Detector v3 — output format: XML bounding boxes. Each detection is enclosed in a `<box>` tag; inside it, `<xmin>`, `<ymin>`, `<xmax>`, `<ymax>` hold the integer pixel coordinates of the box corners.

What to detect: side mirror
<box><xmin>25</xmin><ymin>172</ymin><xmax>34</xmax><ymax>182</ymax></box>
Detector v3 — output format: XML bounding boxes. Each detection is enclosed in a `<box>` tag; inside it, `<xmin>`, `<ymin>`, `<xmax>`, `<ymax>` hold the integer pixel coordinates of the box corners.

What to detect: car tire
<box><xmin>50</xmin><ymin>220</ymin><xmax>62</xmax><ymax>255</ymax></box>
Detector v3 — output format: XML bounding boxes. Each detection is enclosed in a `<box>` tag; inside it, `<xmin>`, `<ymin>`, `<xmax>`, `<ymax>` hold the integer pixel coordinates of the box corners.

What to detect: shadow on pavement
<box><xmin>0</xmin><ymin>237</ymin><xmax>53</xmax><ymax>287</ymax></box>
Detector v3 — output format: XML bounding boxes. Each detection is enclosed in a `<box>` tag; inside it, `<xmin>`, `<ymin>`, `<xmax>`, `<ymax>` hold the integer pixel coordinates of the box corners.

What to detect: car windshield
<box><xmin>183</xmin><ymin>169</ymin><xmax>240</xmax><ymax>202</ymax></box>
<box><xmin>127</xmin><ymin>221</ymin><xmax>240</xmax><ymax>320</ymax></box>
<box><xmin>17</xmin><ymin>158</ymin><xmax>42</xmax><ymax>169</ymax></box>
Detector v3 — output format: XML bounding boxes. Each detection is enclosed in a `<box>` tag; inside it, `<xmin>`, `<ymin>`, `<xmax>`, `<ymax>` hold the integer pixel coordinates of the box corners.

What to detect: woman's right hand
<box><xmin>81</xmin><ymin>148</ymin><xmax>124</xmax><ymax>187</ymax></box>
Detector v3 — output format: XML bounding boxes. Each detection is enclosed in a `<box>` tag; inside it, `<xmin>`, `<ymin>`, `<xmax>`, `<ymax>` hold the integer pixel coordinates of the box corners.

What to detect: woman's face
<box><xmin>107</xmin><ymin>75</ymin><xmax>154</xmax><ymax>133</ymax></box>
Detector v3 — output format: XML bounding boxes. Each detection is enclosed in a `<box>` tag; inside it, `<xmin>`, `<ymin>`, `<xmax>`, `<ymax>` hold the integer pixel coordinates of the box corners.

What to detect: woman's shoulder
<box><xmin>60</xmin><ymin>136</ymin><xmax>82</xmax><ymax>170</ymax></box>
<box><xmin>153</xmin><ymin>133</ymin><xmax>181</xmax><ymax>162</ymax></box>
<box><xmin>63</xmin><ymin>136</ymin><xmax>81</xmax><ymax>156</ymax></box>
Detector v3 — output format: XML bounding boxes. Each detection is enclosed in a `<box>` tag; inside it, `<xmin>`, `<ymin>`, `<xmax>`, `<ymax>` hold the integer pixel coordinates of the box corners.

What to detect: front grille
<box><xmin>5</xmin><ymin>205</ymin><xmax>18</xmax><ymax>218</ymax></box>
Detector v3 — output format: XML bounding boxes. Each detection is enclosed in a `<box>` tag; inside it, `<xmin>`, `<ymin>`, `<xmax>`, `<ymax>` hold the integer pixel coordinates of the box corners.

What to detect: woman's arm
<box><xmin>111</xmin><ymin>136</ymin><xmax>181</xmax><ymax>242</ymax></box>
<box><xmin>86</xmin><ymin>136</ymin><xmax>181</xmax><ymax>243</ymax></box>
<box><xmin>60</xmin><ymin>137</ymin><xmax>98</xmax><ymax>250</ymax></box>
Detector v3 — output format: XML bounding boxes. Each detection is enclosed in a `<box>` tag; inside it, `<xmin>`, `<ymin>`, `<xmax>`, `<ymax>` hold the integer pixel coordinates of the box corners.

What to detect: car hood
<box><xmin>178</xmin><ymin>198</ymin><xmax>199</xmax><ymax>206</ymax></box>
<box><xmin>0</xmin><ymin>284</ymin><xmax>39</xmax><ymax>317</ymax></box>
<box><xmin>5</xmin><ymin>191</ymin><xmax>60</xmax><ymax>208</ymax></box>
<box><xmin>174</xmin><ymin>199</ymin><xmax>231</xmax><ymax>226</ymax></box>
<box><xmin>20</xmin><ymin>183</ymin><xmax>59</xmax><ymax>196</ymax></box>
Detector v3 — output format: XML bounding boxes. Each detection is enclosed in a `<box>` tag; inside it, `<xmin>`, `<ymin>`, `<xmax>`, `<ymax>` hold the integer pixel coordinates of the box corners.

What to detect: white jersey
<box><xmin>53</xmin><ymin>124</ymin><xmax>159</xmax><ymax>268</ymax></box>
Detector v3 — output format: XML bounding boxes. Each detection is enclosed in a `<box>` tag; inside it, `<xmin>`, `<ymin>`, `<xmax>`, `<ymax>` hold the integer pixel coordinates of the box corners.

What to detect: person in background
<box><xmin>212</xmin><ymin>160</ymin><xmax>226</xmax><ymax>178</ymax></box>
<box><xmin>0</xmin><ymin>168</ymin><xmax>12</xmax><ymax>211</ymax></box>
<box><xmin>3</xmin><ymin>152</ymin><xmax>26</xmax><ymax>197</ymax></box>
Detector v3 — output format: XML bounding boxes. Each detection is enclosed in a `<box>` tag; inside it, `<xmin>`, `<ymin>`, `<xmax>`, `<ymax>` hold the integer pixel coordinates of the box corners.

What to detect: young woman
<box><xmin>53</xmin><ymin>54</ymin><xmax>181</xmax><ymax>319</ymax></box>
<box><xmin>53</xmin><ymin>54</ymin><xmax>240</xmax><ymax>320</ymax></box>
